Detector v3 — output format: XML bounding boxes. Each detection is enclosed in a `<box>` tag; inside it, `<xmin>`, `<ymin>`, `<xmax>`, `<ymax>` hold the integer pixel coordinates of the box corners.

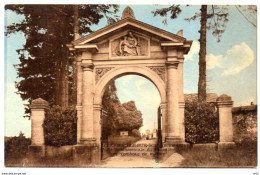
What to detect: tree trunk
<box><xmin>55</xmin><ymin>61</ymin><xmax>62</xmax><ymax>106</ymax></box>
<box><xmin>74</xmin><ymin>5</ymin><xmax>80</xmax><ymax>40</ymax></box>
<box><xmin>71</xmin><ymin>5</ymin><xmax>80</xmax><ymax>105</ymax></box>
<box><xmin>198</xmin><ymin>5</ymin><xmax>207</xmax><ymax>103</ymax></box>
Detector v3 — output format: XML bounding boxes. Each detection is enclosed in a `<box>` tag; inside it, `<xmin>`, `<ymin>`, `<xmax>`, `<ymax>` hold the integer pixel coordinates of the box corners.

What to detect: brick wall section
<box><xmin>232</xmin><ymin>105</ymin><xmax>257</xmax><ymax>142</ymax></box>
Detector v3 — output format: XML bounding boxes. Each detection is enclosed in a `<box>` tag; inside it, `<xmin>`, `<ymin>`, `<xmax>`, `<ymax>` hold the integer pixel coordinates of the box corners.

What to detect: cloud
<box><xmin>135</xmin><ymin>79</ymin><xmax>147</xmax><ymax>89</ymax></box>
<box><xmin>206</xmin><ymin>42</ymin><xmax>254</xmax><ymax>76</ymax></box>
<box><xmin>184</xmin><ymin>40</ymin><xmax>199</xmax><ymax>61</ymax></box>
<box><xmin>119</xmin><ymin>75</ymin><xmax>135</xmax><ymax>86</ymax></box>
<box><xmin>206</xmin><ymin>54</ymin><xmax>223</xmax><ymax>70</ymax></box>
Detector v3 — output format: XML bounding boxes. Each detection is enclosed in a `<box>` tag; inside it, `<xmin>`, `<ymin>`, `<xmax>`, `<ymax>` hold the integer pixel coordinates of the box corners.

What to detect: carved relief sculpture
<box><xmin>111</xmin><ymin>32</ymin><xmax>148</xmax><ymax>57</ymax></box>
<box><xmin>96</xmin><ymin>67</ymin><xmax>113</xmax><ymax>82</ymax></box>
<box><xmin>148</xmin><ymin>66</ymin><xmax>166</xmax><ymax>82</ymax></box>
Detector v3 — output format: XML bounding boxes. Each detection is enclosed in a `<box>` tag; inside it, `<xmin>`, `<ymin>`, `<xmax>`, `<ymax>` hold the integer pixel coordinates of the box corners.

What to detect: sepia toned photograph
<box><xmin>3</xmin><ymin>4</ymin><xmax>257</xmax><ymax>169</ymax></box>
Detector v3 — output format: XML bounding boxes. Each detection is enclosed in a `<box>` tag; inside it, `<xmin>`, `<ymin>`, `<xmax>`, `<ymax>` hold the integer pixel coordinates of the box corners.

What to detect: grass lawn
<box><xmin>179</xmin><ymin>141</ymin><xmax>257</xmax><ymax>167</ymax></box>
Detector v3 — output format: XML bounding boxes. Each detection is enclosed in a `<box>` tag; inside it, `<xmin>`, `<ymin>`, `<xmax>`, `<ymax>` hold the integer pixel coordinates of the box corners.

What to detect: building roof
<box><xmin>232</xmin><ymin>105</ymin><xmax>257</xmax><ymax>113</ymax></box>
<box><xmin>184</xmin><ymin>93</ymin><xmax>218</xmax><ymax>103</ymax></box>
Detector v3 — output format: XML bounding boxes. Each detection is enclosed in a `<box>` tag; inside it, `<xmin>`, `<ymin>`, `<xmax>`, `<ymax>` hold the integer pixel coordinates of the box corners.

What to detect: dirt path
<box><xmin>100</xmin><ymin>139</ymin><xmax>184</xmax><ymax>167</ymax></box>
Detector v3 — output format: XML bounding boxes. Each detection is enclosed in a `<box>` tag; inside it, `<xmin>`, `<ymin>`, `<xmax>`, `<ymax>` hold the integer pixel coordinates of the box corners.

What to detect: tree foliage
<box><xmin>152</xmin><ymin>5</ymin><xmax>229</xmax><ymax>102</ymax></box>
<box><xmin>102</xmin><ymin>81</ymin><xmax>143</xmax><ymax>138</ymax></box>
<box><xmin>5</xmin><ymin>5</ymin><xmax>119</xmax><ymax>116</ymax></box>
<box><xmin>43</xmin><ymin>105</ymin><xmax>77</xmax><ymax>146</ymax></box>
<box><xmin>235</xmin><ymin>5</ymin><xmax>257</xmax><ymax>28</ymax></box>
<box><xmin>117</xmin><ymin>101</ymin><xmax>143</xmax><ymax>131</ymax></box>
<box><xmin>5</xmin><ymin>132</ymin><xmax>31</xmax><ymax>159</ymax></box>
<box><xmin>185</xmin><ymin>101</ymin><xmax>219</xmax><ymax>144</ymax></box>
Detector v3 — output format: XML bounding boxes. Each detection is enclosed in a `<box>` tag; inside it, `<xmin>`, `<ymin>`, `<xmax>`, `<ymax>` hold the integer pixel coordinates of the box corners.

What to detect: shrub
<box><xmin>43</xmin><ymin>105</ymin><xmax>77</xmax><ymax>146</ymax></box>
<box><xmin>131</xmin><ymin>129</ymin><xmax>141</xmax><ymax>138</ymax></box>
<box><xmin>5</xmin><ymin>132</ymin><xmax>31</xmax><ymax>160</ymax></box>
<box><xmin>185</xmin><ymin>101</ymin><xmax>219</xmax><ymax>144</ymax></box>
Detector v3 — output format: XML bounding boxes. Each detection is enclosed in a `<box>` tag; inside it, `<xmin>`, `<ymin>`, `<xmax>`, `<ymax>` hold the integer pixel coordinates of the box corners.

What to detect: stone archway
<box><xmin>94</xmin><ymin>65</ymin><xmax>166</xmax><ymax>159</ymax></box>
<box><xmin>66</xmin><ymin>6</ymin><xmax>192</xmax><ymax>162</ymax></box>
<box><xmin>28</xmin><ymin>6</ymin><xmax>236</xmax><ymax>165</ymax></box>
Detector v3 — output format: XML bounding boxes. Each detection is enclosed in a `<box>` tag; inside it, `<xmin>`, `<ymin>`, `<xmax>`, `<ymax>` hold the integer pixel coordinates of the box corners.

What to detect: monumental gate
<box><xmin>29</xmin><ymin>7</ymin><xmax>235</xmax><ymax>164</ymax></box>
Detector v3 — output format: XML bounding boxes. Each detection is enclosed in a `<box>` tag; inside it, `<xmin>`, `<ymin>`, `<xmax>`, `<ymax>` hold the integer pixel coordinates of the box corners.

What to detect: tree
<box><xmin>102</xmin><ymin>82</ymin><xmax>143</xmax><ymax>137</ymax></box>
<box><xmin>5</xmin><ymin>5</ymin><xmax>119</xmax><ymax>116</ymax></box>
<box><xmin>235</xmin><ymin>5</ymin><xmax>257</xmax><ymax>28</ymax></box>
<box><xmin>153</xmin><ymin>5</ymin><xmax>229</xmax><ymax>102</ymax></box>
<box><xmin>5</xmin><ymin>132</ymin><xmax>31</xmax><ymax>159</ymax></box>
<box><xmin>117</xmin><ymin>101</ymin><xmax>143</xmax><ymax>132</ymax></box>
<box><xmin>102</xmin><ymin>80</ymin><xmax>121</xmax><ymax>137</ymax></box>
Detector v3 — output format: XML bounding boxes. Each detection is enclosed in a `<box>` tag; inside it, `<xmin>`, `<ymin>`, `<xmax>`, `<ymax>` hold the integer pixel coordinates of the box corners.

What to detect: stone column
<box><xmin>81</xmin><ymin>63</ymin><xmax>95</xmax><ymax>143</ymax></box>
<box><xmin>178</xmin><ymin>102</ymin><xmax>185</xmax><ymax>142</ymax></box>
<box><xmin>29</xmin><ymin>98</ymin><xmax>48</xmax><ymax>158</ymax></box>
<box><xmin>217</xmin><ymin>94</ymin><xmax>235</xmax><ymax>149</ymax></box>
<box><xmin>76</xmin><ymin>58</ymin><xmax>83</xmax><ymax>144</ymax></box>
<box><xmin>177</xmin><ymin>57</ymin><xmax>185</xmax><ymax>142</ymax></box>
<box><xmin>160</xmin><ymin>103</ymin><xmax>167</xmax><ymax>143</ymax></box>
<box><xmin>93</xmin><ymin>104</ymin><xmax>102</xmax><ymax>144</ymax></box>
<box><xmin>165</xmin><ymin>61</ymin><xmax>181</xmax><ymax>143</ymax></box>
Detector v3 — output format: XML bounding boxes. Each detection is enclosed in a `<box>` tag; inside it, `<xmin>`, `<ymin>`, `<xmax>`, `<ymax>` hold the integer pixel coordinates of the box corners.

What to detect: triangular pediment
<box><xmin>71</xmin><ymin>17</ymin><xmax>187</xmax><ymax>46</ymax></box>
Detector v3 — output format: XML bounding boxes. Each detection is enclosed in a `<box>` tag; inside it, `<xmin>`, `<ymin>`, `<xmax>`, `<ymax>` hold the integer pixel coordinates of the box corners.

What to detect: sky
<box><xmin>4</xmin><ymin>5</ymin><xmax>257</xmax><ymax>137</ymax></box>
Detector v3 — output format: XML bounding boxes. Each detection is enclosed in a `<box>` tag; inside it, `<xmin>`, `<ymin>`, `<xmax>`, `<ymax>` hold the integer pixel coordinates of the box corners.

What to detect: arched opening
<box><xmin>94</xmin><ymin>66</ymin><xmax>166</xmax><ymax>160</ymax></box>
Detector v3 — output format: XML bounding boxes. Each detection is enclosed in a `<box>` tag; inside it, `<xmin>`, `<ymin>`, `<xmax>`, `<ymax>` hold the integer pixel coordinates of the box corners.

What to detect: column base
<box><xmin>218</xmin><ymin>142</ymin><xmax>236</xmax><ymax>151</ymax></box>
<box><xmin>163</xmin><ymin>141</ymin><xmax>190</xmax><ymax>152</ymax></box>
<box><xmin>73</xmin><ymin>143</ymin><xmax>100</xmax><ymax>165</ymax></box>
<box><xmin>165</xmin><ymin>136</ymin><xmax>182</xmax><ymax>143</ymax></box>
<box><xmin>28</xmin><ymin>145</ymin><xmax>45</xmax><ymax>160</ymax></box>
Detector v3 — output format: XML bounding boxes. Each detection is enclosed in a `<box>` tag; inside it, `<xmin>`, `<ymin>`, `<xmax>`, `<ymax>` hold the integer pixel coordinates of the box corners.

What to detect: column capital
<box><xmin>217</xmin><ymin>94</ymin><xmax>233</xmax><ymax>107</ymax></box>
<box><xmin>166</xmin><ymin>61</ymin><xmax>179</xmax><ymax>69</ymax></box>
<box><xmin>178</xmin><ymin>57</ymin><xmax>184</xmax><ymax>63</ymax></box>
<box><xmin>81</xmin><ymin>63</ymin><xmax>94</xmax><ymax>71</ymax></box>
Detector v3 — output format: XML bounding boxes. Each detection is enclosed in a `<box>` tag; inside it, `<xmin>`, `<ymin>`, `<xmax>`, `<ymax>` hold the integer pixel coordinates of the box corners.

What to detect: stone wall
<box><xmin>232</xmin><ymin>105</ymin><xmax>257</xmax><ymax>142</ymax></box>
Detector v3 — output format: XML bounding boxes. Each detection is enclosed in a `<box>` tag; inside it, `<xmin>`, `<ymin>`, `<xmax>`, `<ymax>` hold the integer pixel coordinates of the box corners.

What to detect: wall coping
<box><xmin>30</xmin><ymin>98</ymin><xmax>49</xmax><ymax>109</ymax></box>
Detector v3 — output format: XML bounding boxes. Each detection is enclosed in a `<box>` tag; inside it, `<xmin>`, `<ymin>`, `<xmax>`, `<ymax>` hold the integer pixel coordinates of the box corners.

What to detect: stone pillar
<box><xmin>165</xmin><ymin>61</ymin><xmax>181</xmax><ymax>143</ymax></box>
<box><xmin>178</xmin><ymin>102</ymin><xmax>185</xmax><ymax>142</ymax></box>
<box><xmin>217</xmin><ymin>94</ymin><xmax>235</xmax><ymax>149</ymax></box>
<box><xmin>29</xmin><ymin>98</ymin><xmax>48</xmax><ymax>158</ymax></box>
<box><xmin>76</xmin><ymin>58</ymin><xmax>83</xmax><ymax>144</ymax></box>
<box><xmin>93</xmin><ymin>104</ymin><xmax>102</xmax><ymax>144</ymax></box>
<box><xmin>177</xmin><ymin>56</ymin><xmax>185</xmax><ymax>142</ymax></box>
<box><xmin>81</xmin><ymin>63</ymin><xmax>95</xmax><ymax>143</ymax></box>
<box><xmin>160</xmin><ymin>103</ymin><xmax>167</xmax><ymax>143</ymax></box>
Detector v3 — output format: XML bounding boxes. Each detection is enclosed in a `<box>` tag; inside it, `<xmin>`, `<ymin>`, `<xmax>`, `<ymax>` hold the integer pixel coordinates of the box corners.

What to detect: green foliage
<box><xmin>43</xmin><ymin>105</ymin><xmax>77</xmax><ymax>146</ymax></box>
<box><xmin>185</xmin><ymin>101</ymin><xmax>219</xmax><ymax>144</ymax></box>
<box><xmin>152</xmin><ymin>5</ymin><xmax>181</xmax><ymax>25</ymax></box>
<box><xmin>117</xmin><ymin>101</ymin><xmax>143</xmax><ymax>131</ymax></box>
<box><xmin>5</xmin><ymin>5</ymin><xmax>119</xmax><ymax>116</ymax></box>
<box><xmin>234</xmin><ymin>111</ymin><xmax>257</xmax><ymax>142</ymax></box>
<box><xmin>102</xmin><ymin>81</ymin><xmax>143</xmax><ymax>137</ymax></box>
<box><xmin>5</xmin><ymin>132</ymin><xmax>31</xmax><ymax>159</ymax></box>
<box><xmin>131</xmin><ymin>129</ymin><xmax>141</xmax><ymax>138</ymax></box>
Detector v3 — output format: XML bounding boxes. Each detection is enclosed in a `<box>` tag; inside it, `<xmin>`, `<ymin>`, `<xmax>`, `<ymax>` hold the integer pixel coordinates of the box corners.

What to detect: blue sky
<box><xmin>4</xmin><ymin>5</ymin><xmax>257</xmax><ymax>137</ymax></box>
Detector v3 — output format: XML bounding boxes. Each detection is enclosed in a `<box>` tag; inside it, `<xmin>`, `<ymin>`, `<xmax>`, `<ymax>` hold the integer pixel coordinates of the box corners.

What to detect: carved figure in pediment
<box><xmin>119</xmin><ymin>32</ymin><xmax>141</xmax><ymax>56</ymax></box>
<box><xmin>111</xmin><ymin>31</ymin><xmax>148</xmax><ymax>57</ymax></box>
